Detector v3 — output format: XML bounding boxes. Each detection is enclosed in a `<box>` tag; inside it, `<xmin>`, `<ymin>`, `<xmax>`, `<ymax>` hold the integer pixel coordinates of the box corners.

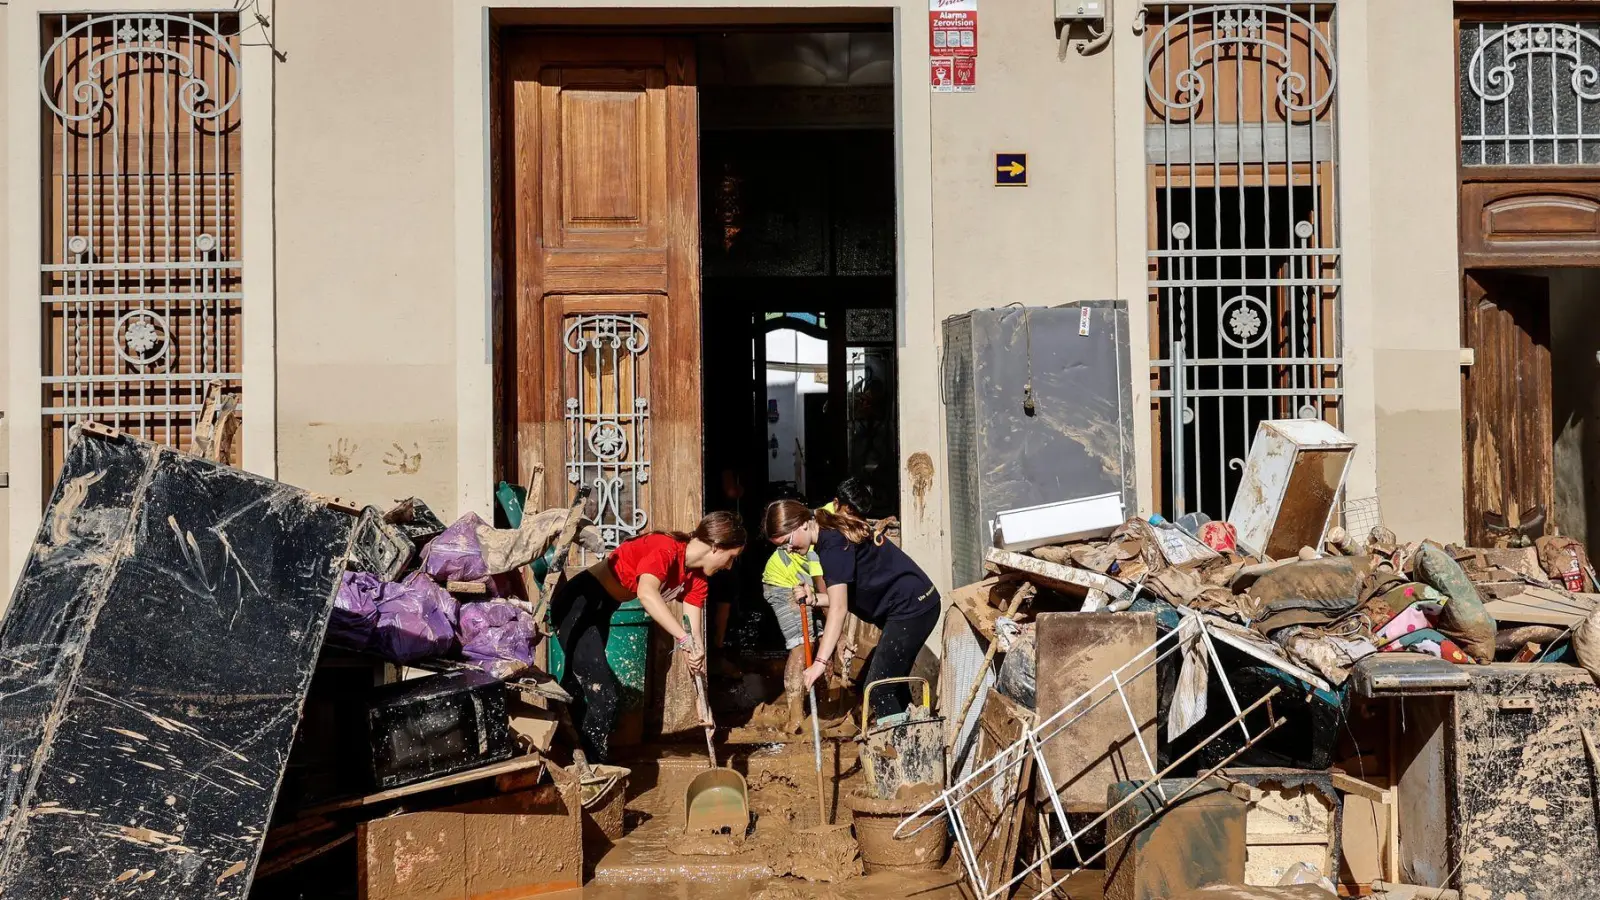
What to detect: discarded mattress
<box><xmin>0</xmin><ymin>425</ymin><xmax>355</xmax><ymax>898</ymax></box>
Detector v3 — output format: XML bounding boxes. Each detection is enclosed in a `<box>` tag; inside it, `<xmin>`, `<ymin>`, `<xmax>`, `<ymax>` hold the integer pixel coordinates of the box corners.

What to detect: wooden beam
<box><xmin>298</xmin><ymin>754</ymin><xmax>547</xmax><ymax>818</ymax></box>
<box><xmin>984</xmin><ymin>548</ymin><xmax>1134</xmax><ymax>603</ymax></box>
<box><xmin>1332</xmin><ymin>771</ymin><xmax>1395</xmax><ymax>805</ymax></box>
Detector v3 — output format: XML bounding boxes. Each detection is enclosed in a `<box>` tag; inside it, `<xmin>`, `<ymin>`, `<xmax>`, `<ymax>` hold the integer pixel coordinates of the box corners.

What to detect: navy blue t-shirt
<box><xmin>815</xmin><ymin>528</ymin><xmax>939</xmax><ymax>624</ymax></box>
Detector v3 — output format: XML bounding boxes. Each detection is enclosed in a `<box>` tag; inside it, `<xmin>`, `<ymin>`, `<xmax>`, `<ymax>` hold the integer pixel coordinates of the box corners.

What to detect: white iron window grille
<box><xmin>39</xmin><ymin>13</ymin><xmax>243</xmax><ymax>474</ymax></box>
<box><xmin>1462</xmin><ymin>21</ymin><xmax>1600</xmax><ymax>166</ymax></box>
<box><xmin>1146</xmin><ymin>2</ymin><xmax>1342</xmax><ymax>519</ymax></box>
<box><xmin>564</xmin><ymin>314</ymin><xmax>652</xmax><ymax>560</ymax></box>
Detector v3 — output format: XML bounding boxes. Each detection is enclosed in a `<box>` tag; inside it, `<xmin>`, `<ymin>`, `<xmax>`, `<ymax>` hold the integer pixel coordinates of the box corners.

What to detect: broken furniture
<box><xmin>955</xmin><ymin>689</ymin><xmax>1036</xmax><ymax>892</ymax></box>
<box><xmin>0</xmin><ymin>425</ymin><xmax>357</xmax><ymax>899</ymax></box>
<box><xmin>1226</xmin><ymin>419</ymin><xmax>1355</xmax><ymax>559</ymax></box>
<box><xmin>942</xmin><ymin>301</ymin><xmax>1136</xmax><ymax>586</ymax></box>
<box><xmin>1452</xmin><ymin>664</ymin><xmax>1600</xmax><ymax>899</ymax></box>
<box><xmin>1343</xmin><ymin>655</ymin><xmax>1599</xmax><ymax>898</ymax></box>
<box><xmin>367</xmin><ymin>668</ymin><xmax>515</xmax><ymax>790</ymax></box>
<box><xmin>1034</xmin><ymin>611</ymin><xmax>1157</xmax><ymax>811</ymax></box>
<box><xmin>1219</xmin><ymin>768</ymin><xmax>1341</xmax><ymax>887</ymax></box>
<box><xmin>1103</xmin><ymin>778</ymin><xmax>1248</xmax><ymax>900</ymax></box>
<box><xmin>902</xmin><ymin>613</ymin><xmax>1286</xmax><ymax>900</ymax></box>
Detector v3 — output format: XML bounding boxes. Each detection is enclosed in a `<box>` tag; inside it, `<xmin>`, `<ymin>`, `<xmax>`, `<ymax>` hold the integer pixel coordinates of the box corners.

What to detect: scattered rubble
<box><xmin>6</xmin><ymin>417</ymin><xmax>1598</xmax><ymax>900</ymax></box>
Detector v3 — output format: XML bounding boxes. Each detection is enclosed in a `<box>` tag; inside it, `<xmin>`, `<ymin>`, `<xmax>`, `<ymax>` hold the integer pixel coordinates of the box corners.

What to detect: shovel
<box><xmin>683</xmin><ymin>656</ymin><xmax>752</xmax><ymax>836</ymax></box>
<box><xmin>799</xmin><ymin>585</ymin><xmax>828</xmax><ymax>825</ymax></box>
<box><xmin>692</xmin><ymin>665</ymin><xmax>716</xmax><ymax>768</ymax></box>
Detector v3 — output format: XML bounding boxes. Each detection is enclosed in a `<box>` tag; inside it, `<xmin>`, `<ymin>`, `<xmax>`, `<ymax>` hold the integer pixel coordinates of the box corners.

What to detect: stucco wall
<box><xmin>1356</xmin><ymin>0</ymin><xmax>1467</xmax><ymax>544</ymax></box>
<box><xmin>271</xmin><ymin>0</ymin><xmax>461</xmax><ymax>510</ymax></box>
<box><xmin>0</xmin><ymin>3</ymin><xmax>10</xmax><ymax>588</ymax></box>
<box><xmin>918</xmin><ymin>0</ymin><xmax>1121</xmax><ymax>579</ymax></box>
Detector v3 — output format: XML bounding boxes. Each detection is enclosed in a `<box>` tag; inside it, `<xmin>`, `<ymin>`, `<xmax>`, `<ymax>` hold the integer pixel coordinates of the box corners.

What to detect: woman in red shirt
<box><xmin>551</xmin><ymin>511</ymin><xmax>746</xmax><ymax>762</ymax></box>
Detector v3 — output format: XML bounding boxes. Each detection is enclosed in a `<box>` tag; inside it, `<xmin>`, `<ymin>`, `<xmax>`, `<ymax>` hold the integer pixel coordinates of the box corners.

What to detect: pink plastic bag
<box><xmin>420</xmin><ymin>512</ymin><xmax>491</xmax><ymax>585</ymax></box>
<box><xmin>329</xmin><ymin>571</ymin><xmax>382</xmax><ymax>651</ymax></box>
<box><xmin>460</xmin><ymin>601</ymin><xmax>537</xmax><ymax>678</ymax></box>
<box><xmin>373</xmin><ymin>572</ymin><xmax>460</xmax><ymax>663</ymax></box>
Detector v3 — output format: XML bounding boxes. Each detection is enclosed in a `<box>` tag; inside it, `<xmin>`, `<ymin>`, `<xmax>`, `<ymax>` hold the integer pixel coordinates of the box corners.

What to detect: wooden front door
<box><xmin>1463</xmin><ymin>271</ymin><xmax>1552</xmax><ymax>546</ymax></box>
<box><xmin>507</xmin><ymin>36</ymin><xmax>702</xmax><ymax>545</ymax></box>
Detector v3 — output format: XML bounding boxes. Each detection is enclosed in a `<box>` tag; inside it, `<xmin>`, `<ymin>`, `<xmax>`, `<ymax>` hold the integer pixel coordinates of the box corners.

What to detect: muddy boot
<box><xmin>782</xmin><ymin>689</ymin><xmax>806</xmax><ymax>735</ymax></box>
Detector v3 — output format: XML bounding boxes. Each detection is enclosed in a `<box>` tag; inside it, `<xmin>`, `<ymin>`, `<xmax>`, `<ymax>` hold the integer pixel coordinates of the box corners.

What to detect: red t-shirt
<box><xmin>605</xmin><ymin>533</ymin><xmax>709</xmax><ymax>608</ymax></box>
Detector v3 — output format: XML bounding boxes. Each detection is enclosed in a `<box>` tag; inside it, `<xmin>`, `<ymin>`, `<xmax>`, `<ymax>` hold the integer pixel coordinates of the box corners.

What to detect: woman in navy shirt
<box><xmin>763</xmin><ymin>499</ymin><xmax>941</xmax><ymax>725</ymax></box>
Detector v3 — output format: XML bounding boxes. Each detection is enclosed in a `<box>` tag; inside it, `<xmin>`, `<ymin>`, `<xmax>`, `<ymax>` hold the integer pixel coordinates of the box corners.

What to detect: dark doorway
<box><xmin>696</xmin><ymin>31</ymin><xmax>899</xmax><ymax>653</ymax></box>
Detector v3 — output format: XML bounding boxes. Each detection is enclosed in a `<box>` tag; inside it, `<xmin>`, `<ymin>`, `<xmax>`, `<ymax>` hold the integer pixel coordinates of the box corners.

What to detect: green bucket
<box><xmin>496</xmin><ymin>482</ymin><xmax>649</xmax><ymax>711</ymax></box>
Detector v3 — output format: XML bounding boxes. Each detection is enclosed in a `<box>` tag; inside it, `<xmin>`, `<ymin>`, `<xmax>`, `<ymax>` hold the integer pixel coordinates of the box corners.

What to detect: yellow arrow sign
<box><xmin>997</xmin><ymin>160</ymin><xmax>1025</xmax><ymax>177</ymax></box>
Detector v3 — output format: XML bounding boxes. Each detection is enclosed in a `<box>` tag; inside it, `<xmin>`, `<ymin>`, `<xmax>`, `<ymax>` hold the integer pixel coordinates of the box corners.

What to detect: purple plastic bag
<box><xmin>459</xmin><ymin>602</ymin><xmax>536</xmax><ymax>675</ymax></box>
<box><xmin>420</xmin><ymin>512</ymin><xmax>491</xmax><ymax>585</ymax></box>
<box><xmin>373</xmin><ymin>572</ymin><xmax>460</xmax><ymax>663</ymax></box>
<box><xmin>329</xmin><ymin>571</ymin><xmax>382</xmax><ymax>651</ymax></box>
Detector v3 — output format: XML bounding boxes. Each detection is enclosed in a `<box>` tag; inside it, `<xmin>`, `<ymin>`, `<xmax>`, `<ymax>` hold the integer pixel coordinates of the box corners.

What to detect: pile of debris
<box><xmin>922</xmin><ymin>420</ymin><xmax>1600</xmax><ymax>900</ymax></box>
<box><xmin>989</xmin><ymin>512</ymin><xmax>1599</xmax><ymax>691</ymax></box>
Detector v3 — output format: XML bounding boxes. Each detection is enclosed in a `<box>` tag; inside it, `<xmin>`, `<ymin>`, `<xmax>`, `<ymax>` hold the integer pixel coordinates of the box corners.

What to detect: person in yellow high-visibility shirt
<box><xmin>759</xmin><ymin>535</ymin><xmax>827</xmax><ymax>734</ymax></box>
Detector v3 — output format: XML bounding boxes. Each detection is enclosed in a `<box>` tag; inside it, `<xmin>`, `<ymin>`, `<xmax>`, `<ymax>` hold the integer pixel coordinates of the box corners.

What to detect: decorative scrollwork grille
<box><xmin>1462</xmin><ymin>21</ymin><xmax>1600</xmax><ymax>165</ymax></box>
<box><xmin>563</xmin><ymin>314</ymin><xmax>652</xmax><ymax>560</ymax></box>
<box><xmin>39</xmin><ymin>13</ymin><xmax>243</xmax><ymax>476</ymax></box>
<box><xmin>1145</xmin><ymin>2</ymin><xmax>1342</xmax><ymax>519</ymax></box>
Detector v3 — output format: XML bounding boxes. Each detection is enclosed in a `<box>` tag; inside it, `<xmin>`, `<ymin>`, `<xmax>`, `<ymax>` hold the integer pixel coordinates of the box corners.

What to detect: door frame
<box><xmin>467</xmin><ymin>7</ymin><xmax>946</xmax><ymax>588</ymax></box>
<box><xmin>1453</xmin><ymin>9</ymin><xmax>1600</xmax><ymax>541</ymax></box>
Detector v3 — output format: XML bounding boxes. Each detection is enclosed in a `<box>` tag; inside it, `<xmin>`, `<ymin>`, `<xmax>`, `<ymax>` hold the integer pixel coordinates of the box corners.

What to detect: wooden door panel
<box><xmin>510</xmin><ymin>36</ymin><xmax>700</xmax><ymax>541</ymax></box>
<box><xmin>1461</xmin><ymin>181</ymin><xmax>1600</xmax><ymax>267</ymax></box>
<box><xmin>543</xmin><ymin>68</ymin><xmax>666</xmax><ymax>251</ymax></box>
<box><xmin>1463</xmin><ymin>271</ymin><xmax>1552</xmax><ymax>545</ymax></box>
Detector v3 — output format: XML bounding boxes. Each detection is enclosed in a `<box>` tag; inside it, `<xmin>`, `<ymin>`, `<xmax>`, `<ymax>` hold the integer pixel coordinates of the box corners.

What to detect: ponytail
<box><xmin>647</xmin><ymin>511</ymin><xmax>747</xmax><ymax>549</ymax></box>
<box><xmin>815</xmin><ymin>505</ymin><xmax>872</xmax><ymax>545</ymax></box>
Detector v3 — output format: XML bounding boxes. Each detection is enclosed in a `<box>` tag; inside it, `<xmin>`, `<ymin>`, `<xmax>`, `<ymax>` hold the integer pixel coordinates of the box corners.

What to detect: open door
<box><xmin>1463</xmin><ymin>271</ymin><xmax>1552</xmax><ymax>546</ymax></box>
<box><xmin>508</xmin><ymin>36</ymin><xmax>702</xmax><ymax>546</ymax></box>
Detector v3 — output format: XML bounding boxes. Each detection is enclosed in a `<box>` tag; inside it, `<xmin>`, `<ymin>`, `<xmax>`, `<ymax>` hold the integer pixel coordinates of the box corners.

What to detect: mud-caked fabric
<box><xmin>860</xmin><ymin>601</ymin><xmax>941</xmax><ymax>724</ymax></box>
<box><xmin>551</xmin><ymin>570</ymin><xmax>622</xmax><ymax>762</ymax></box>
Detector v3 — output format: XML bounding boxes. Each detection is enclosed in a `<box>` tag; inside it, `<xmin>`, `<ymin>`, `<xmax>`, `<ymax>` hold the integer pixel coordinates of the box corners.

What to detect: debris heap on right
<box><xmin>927</xmin><ymin>418</ymin><xmax>1600</xmax><ymax>900</ymax></box>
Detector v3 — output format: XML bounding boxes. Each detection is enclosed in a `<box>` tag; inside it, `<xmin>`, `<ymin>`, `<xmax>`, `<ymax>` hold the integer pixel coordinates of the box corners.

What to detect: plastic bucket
<box><xmin>847</xmin><ymin>790</ymin><xmax>947</xmax><ymax>874</ymax></box>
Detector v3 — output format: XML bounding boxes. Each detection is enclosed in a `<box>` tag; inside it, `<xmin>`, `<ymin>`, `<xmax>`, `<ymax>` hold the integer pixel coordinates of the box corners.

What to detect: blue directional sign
<box><xmin>995</xmin><ymin>152</ymin><xmax>1027</xmax><ymax>187</ymax></box>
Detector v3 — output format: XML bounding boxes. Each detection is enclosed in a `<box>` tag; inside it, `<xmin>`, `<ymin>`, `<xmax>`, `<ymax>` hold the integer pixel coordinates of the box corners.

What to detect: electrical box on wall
<box><xmin>1055</xmin><ymin>0</ymin><xmax>1105</xmax><ymax>23</ymax></box>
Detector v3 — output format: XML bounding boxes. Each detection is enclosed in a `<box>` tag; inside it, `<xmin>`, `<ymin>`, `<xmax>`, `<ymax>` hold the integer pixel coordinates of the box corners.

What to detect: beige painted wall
<box><xmin>920</xmin><ymin>0</ymin><xmax>1121</xmax><ymax>571</ymax></box>
<box><xmin>271</xmin><ymin>0</ymin><xmax>461</xmax><ymax>510</ymax></box>
<box><xmin>0</xmin><ymin>3</ymin><xmax>10</xmax><ymax>587</ymax></box>
<box><xmin>1356</xmin><ymin>0</ymin><xmax>1467</xmax><ymax>544</ymax></box>
<box><xmin>3</xmin><ymin>0</ymin><xmax>1476</xmax><ymax>596</ymax></box>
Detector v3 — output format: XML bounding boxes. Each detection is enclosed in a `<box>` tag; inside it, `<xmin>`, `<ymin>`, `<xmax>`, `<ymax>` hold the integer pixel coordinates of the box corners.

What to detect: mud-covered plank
<box><xmin>1033</xmin><ymin>612</ymin><xmax>1157</xmax><ymax>813</ymax></box>
<box><xmin>959</xmin><ymin>689</ymin><xmax>1035</xmax><ymax>893</ymax></box>
<box><xmin>984</xmin><ymin>548</ymin><xmax>1134</xmax><ymax>604</ymax></box>
<box><xmin>0</xmin><ymin>429</ymin><xmax>353</xmax><ymax>899</ymax></box>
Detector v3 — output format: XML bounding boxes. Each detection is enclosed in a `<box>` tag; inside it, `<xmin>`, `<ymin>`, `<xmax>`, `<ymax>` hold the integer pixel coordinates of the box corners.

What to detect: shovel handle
<box><xmin>693</xmin><ymin>672</ymin><xmax>717</xmax><ymax>768</ymax></box>
<box><xmin>799</xmin><ymin>586</ymin><xmax>817</xmax><ymax>668</ymax></box>
<box><xmin>800</xmin><ymin>600</ymin><xmax>829</xmax><ymax>825</ymax></box>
